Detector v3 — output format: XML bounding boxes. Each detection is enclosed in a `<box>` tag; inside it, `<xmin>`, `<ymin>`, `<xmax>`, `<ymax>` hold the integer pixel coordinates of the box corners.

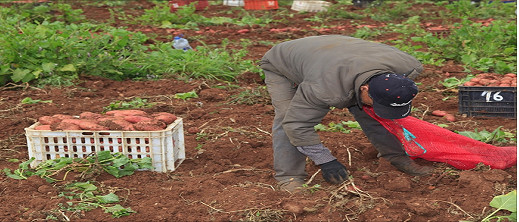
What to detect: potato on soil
<box><xmin>34</xmin><ymin>125</ymin><xmax>51</xmax><ymax>130</ymax></box>
<box><xmin>105</xmin><ymin>109</ymin><xmax>148</xmax><ymax>117</ymax></box>
<box><xmin>38</xmin><ymin>116</ymin><xmax>60</xmax><ymax>125</ymax></box>
<box><xmin>133</xmin><ymin>119</ymin><xmax>167</xmax><ymax>131</ymax></box>
<box><xmin>444</xmin><ymin>114</ymin><xmax>456</xmax><ymax>122</ymax></box>
<box><xmin>187</xmin><ymin>127</ymin><xmax>199</xmax><ymax>134</ymax></box>
<box><xmin>152</xmin><ymin>112</ymin><xmax>177</xmax><ymax>124</ymax></box>
<box><xmin>431</xmin><ymin>110</ymin><xmax>447</xmax><ymax>117</ymax></box>
<box><xmin>124</xmin><ymin>115</ymin><xmax>152</xmax><ymax>123</ymax></box>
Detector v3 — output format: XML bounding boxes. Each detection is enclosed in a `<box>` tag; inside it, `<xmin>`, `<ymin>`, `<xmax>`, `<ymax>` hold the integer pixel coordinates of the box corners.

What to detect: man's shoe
<box><xmin>391</xmin><ymin>161</ymin><xmax>434</xmax><ymax>176</ymax></box>
<box><xmin>278</xmin><ymin>178</ymin><xmax>305</xmax><ymax>193</ymax></box>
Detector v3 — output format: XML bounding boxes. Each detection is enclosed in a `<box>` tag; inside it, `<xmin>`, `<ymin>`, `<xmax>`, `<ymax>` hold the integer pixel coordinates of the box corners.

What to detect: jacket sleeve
<box><xmin>282</xmin><ymin>82</ymin><xmax>330</xmax><ymax>147</ymax></box>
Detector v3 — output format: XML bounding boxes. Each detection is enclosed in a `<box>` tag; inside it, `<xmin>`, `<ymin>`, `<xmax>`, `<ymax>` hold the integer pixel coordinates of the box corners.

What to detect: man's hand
<box><xmin>320</xmin><ymin>160</ymin><xmax>348</xmax><ymax>184</ymax></box>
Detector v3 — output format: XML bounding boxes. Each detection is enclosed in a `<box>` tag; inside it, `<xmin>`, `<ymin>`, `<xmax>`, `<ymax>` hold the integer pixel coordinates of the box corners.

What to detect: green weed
<box><xmin>58</xmin><ymin>181</ymin><xmax>136</xmax><ymax>218</ymax></box>
<box><xmin>0</xmin><ymin>3</ymin><xmax>261</xmax><ymax>86</ymax></box>
<box><xmin>136</xmin><ymin>2</ymin><xmax>273</xmax><ymax>29</ymax></box>
<box><xmin>144</xmin><ymin>41</ymin><xmax>260</xmax><ymax>81</ymax></box>
<box><xmin>443</xmin><ymin>0</ymin><xmax>516</xmax><ymax>20</ymax></box>
<box><xmin>315</xmin><ymin>121</ymin><xmax>361</xmax><ymax>134</ymax></box>
<box><xmin>2</xmin><ymin>151</ymin><xmax>154</xmax><ymax>182</ymax></box>
<box><xmin>174</xmin><ymin>91</ymin><xmax>199</xmax><ymax>100</ymax></box>
<box><xmin>85</xmin><ymin>0</ymin><xmax>128</xmax><ymax>7</ymax></box>
<box><xmin>439</xmin><ymin>75</ymin><xmax>474</xmax><ymax>89</ymax></box>
<box><xmin>367</xmin><ymin>1</ymin><xmax>412</xmax><ymax>22</ymax></box>
<box><xmin>480</xmin><ymin>190</ymin><xmax>517</xmax><ymax>222</ymax></box>
<box><xmin>2</xmin><ymin>151</ymin><xmax>152</xmax><ymax>217</ymax></box>
<box><xmin>103</xmin><ymin>97</ymin><xmax>155</xmax><ymax>112</ymax></box>
<box><xmin>195</xmin><ymin>132</ymin><xmax>208</xmax><ymax>141</ymax></box>
<box><xmin>4</xmin><ymin>2</ymin><xmax>85</xmax><ymax>24</ymax></box>
<box><xmin>315</xmin><ymin>1</ymin><xmax>365</xmax><ymax>21</ymax></box>
<box><xmin>228</xmin><ymin>86</ymin><xmax>270</xmax><ymax>105</ymax></box>
<box><xmin>411</xmin><ymin>18</ymin><xmax>516</xmax><ymax>74</ymax></box>
<box><xmin>302</xmin><ymin>183</ymin><xmax>322</xmax><ymax>193</ymax></box>
<box><xmin>352</xmin><ymin>26</ymin><xmax>383</xmax><ymax>39</ymax></box>
<box><xmin>456</xmin><ymin>127</ymin><xmax>516</xmax><ymax>145</ymax></box>
<box><xmin>20</xmin><ymin>97</ymin><xmax>52</xmax><ymax>104</ymax></box>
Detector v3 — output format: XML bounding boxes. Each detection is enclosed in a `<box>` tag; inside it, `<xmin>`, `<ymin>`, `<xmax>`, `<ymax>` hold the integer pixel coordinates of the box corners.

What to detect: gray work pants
<box><xmin>264</xmin><ymin>70</ymin><xmax>308</xmax><ymax>183</ymax></box>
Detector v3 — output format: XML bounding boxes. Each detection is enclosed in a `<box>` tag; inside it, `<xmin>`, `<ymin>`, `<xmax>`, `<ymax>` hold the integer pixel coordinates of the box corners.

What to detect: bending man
<box><xmin>260</xmin><ymin>35</ymin><xmax>434</xmax><ymax>192</ymax></box>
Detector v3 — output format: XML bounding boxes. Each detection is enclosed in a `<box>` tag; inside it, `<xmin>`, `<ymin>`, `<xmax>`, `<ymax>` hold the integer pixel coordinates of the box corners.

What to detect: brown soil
<box><xmin>0</xmin><ymin>1</ymin><xmax>516</xmax><ymax>222</ymax></box>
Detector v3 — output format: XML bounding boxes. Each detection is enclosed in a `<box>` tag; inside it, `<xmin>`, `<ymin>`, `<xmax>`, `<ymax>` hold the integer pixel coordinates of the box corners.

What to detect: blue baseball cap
<box><xmin>368</xmin><ymin>73</ymin><xmax>418</xmax><ymax>119</ymax></box>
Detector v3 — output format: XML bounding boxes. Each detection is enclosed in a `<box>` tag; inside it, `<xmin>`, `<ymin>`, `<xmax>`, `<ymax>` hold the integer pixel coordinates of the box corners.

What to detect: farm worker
<box><xmin>259</xmin><ymin>35</ymin><xmax>434</xmax><ymax>192</ymax></box>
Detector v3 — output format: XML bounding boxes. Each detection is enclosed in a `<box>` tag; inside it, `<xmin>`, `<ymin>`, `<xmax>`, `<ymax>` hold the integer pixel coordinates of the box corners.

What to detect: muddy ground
<box><xmin>0</xmin><ymin>1</ymin><xmax>516</xmax><ymax>221</ymax></box>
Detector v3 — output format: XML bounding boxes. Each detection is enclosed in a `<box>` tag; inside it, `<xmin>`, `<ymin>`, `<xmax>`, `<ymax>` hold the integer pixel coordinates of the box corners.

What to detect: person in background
<box><xmin>259</xmin><ymin>35</ymin><xmax>434</xmax><ymax>192</ymax></box>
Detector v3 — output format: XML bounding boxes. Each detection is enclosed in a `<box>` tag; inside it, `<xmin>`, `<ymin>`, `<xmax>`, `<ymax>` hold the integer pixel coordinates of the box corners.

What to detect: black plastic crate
<box><xmin>458</xmin><ymin>86</ymin><xmax>516</xmax><ymax>118</ymax></box>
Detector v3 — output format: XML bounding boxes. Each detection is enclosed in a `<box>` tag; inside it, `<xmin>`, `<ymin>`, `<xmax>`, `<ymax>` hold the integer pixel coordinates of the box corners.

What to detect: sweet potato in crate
<box><xmin>458</xmin><ymin>73</ymin><xmax>517</xmax><ymax>118</ymax></box>
<box><xmin>25</xmin><ymin>118</ymin><xmax>185</xmax><ymax>172</ymax></box>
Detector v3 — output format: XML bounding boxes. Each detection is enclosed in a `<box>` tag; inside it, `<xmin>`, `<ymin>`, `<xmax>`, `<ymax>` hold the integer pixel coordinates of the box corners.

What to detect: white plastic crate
<box><xmin>291</xmin><ymin>0</ymin><xmax>331</xmax><ymax>12</ymax></box>
<box><xmin>25</xmin><ymin>118</ymin><xmax>185</xmax><ymax>173</ymax></box>
<box><xmin>223</xmin><ymin>0</ymin><xmax>244</xmax><ymax>6</ymax></box>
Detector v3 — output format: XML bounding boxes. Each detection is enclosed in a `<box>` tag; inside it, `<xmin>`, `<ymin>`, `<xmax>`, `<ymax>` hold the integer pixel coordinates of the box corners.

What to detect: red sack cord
<box><xmin>363</xmin><ymin>106</ymin><xmax>516</xmax><ymax>170</ymax></box>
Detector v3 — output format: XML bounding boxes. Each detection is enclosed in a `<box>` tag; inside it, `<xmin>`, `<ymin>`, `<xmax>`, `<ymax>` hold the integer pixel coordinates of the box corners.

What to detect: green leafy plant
<box><xmin>302</xmin><ymin>183</ymin><xmax>322</xmax><ymax>193</ymax></box>
<box><xmin>103</xmin><ymin>97</ymin><xmax>155</xmax><ymax>112</ymax></box>
<box><xmin>58</xmin><ymin>181</ymin><xmax>136</xmax><ymax>218</ymax></box>
<box><xmin>4</xmin><ymin>2</ymin><xmax>85</xmax><ymax>24</ymax></box>
<box><xmin>194</xmin><ymin>144</ymin><xmax>204</xmax><ymax>150</ymax></box>
<box><xmin>136</xmin><ymin>2</ymin><xmax>275</xmax><ymax>29</ymax></box>
<box><xmin>315</xmin><ymin>121</ymin><xmax>361</xmax><ymax>133</ymax></box>
<box><xmin>316</xmin><ymin>1</ymin><xmax>365</xmax><ymax>21</ymax></box>
<box><xmin>439</xmin><ymin>75</ymin><xmax>474</xmax><ymax>89</ymax></box>
<box><xmin>174</xmin><ymin>90</ymin><xmax>199</xmax><ymax>100</ymax></box>
<box><xmin>444</xmin><ymin>0</ymin><xmax>516</xmax><ymax>20</ymax></box>
<box><xmin>2</xmin><ymin>151</ymin><xmax>154</xmax><ymax>182</ymax></box>
<box><xmin>3</xmin><ymin>4</ymin><xmax>260</xmax><ymax>84</ymax></box>
<box><xmin>2</xmin><ymin>151</ymin><xmax>150</xmax><ymax>218</ymax></box>
<box><xmin>144</xmin><ymin>40</ymin><xmax>261</xmax><ymax>82</ymax></box>
<box><xmin>20</xmin><ymin>97</ymin><xmax>52</xmax><ymax>104</ymax></box>
<box><xmin>481</xmin><ymin>190</ymin><xmax>517</xmax><ymax>222</ymax></box>
<box><xmin>456</xmin><ymin>127</ymin><xmax>516</xmax><ymax>145</ymax></box>
<box><xmin>352</xmin><ymin>26</ymin><xmax>383</xmax><ymax>39</ymax></box>
<box><xmin>367</xmin><ymin>1</ymin><xmax>412</xmax><ymax>22</ymax></box>
<box><xmin>0</xmin><ymin>18</ymin><xmax>150</xmax><ymax>85</ymax></box>
<box><xmin>411</xmin><ymin>18</ymin><xmax>516</xmax><ymax>74</ymax></box>
<box><xmin>228</xmin><ymin>86</ymin><xmax>270</xmax><ymax>105</ymax></box>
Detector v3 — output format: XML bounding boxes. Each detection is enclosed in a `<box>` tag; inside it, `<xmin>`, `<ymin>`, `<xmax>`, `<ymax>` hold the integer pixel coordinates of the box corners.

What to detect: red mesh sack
<box><xmin>363</xmin><ymin>106</ymin><xmax>516</xmax><ymax>170</ymax></box>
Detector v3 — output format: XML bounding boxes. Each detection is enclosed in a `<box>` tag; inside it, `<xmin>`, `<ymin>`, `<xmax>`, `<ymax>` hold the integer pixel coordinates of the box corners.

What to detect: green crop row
<box><xmin>0</xmin><ymin>0</ymin><xmax>515</xmax><ymax>87</ymax></box>
<box><xmin>0</xmin><ymin>3</ymin><xmax>259</xmax><ymax>86</ymax></box>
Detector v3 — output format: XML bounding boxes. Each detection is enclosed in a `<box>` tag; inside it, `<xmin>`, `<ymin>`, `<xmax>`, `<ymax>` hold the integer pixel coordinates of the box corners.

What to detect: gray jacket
<box><xmin>260</xmin><ymin>35</ymin><xmax>423</xmax><ymax>146</ymax></box>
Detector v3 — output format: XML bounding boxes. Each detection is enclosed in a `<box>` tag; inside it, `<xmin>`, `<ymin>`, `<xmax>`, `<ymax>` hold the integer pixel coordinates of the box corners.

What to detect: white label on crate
<box><xmin>481</xmin><ymin>91</ymin><xmax>504</xmax><ymax>102</ymax></box>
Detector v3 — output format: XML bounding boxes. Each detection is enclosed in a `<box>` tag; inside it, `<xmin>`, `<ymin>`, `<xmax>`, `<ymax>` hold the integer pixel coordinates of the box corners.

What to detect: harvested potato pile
<box><xmin>35</xmin><ymin>110</ymin><xmax>177</xmax><ymax>131</ymax></box>
<box><xmin>463</xmin><ymin>73</ymin><xmax>517</xmax><ymax>87</ymax></box>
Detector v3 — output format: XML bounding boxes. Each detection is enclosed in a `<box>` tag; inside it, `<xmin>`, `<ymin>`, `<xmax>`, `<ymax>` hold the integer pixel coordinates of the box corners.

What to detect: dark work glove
<box><xmin>320</xmin><ymin>160</ymin><xmax>348</xmax><ymax>184</ymax></box>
